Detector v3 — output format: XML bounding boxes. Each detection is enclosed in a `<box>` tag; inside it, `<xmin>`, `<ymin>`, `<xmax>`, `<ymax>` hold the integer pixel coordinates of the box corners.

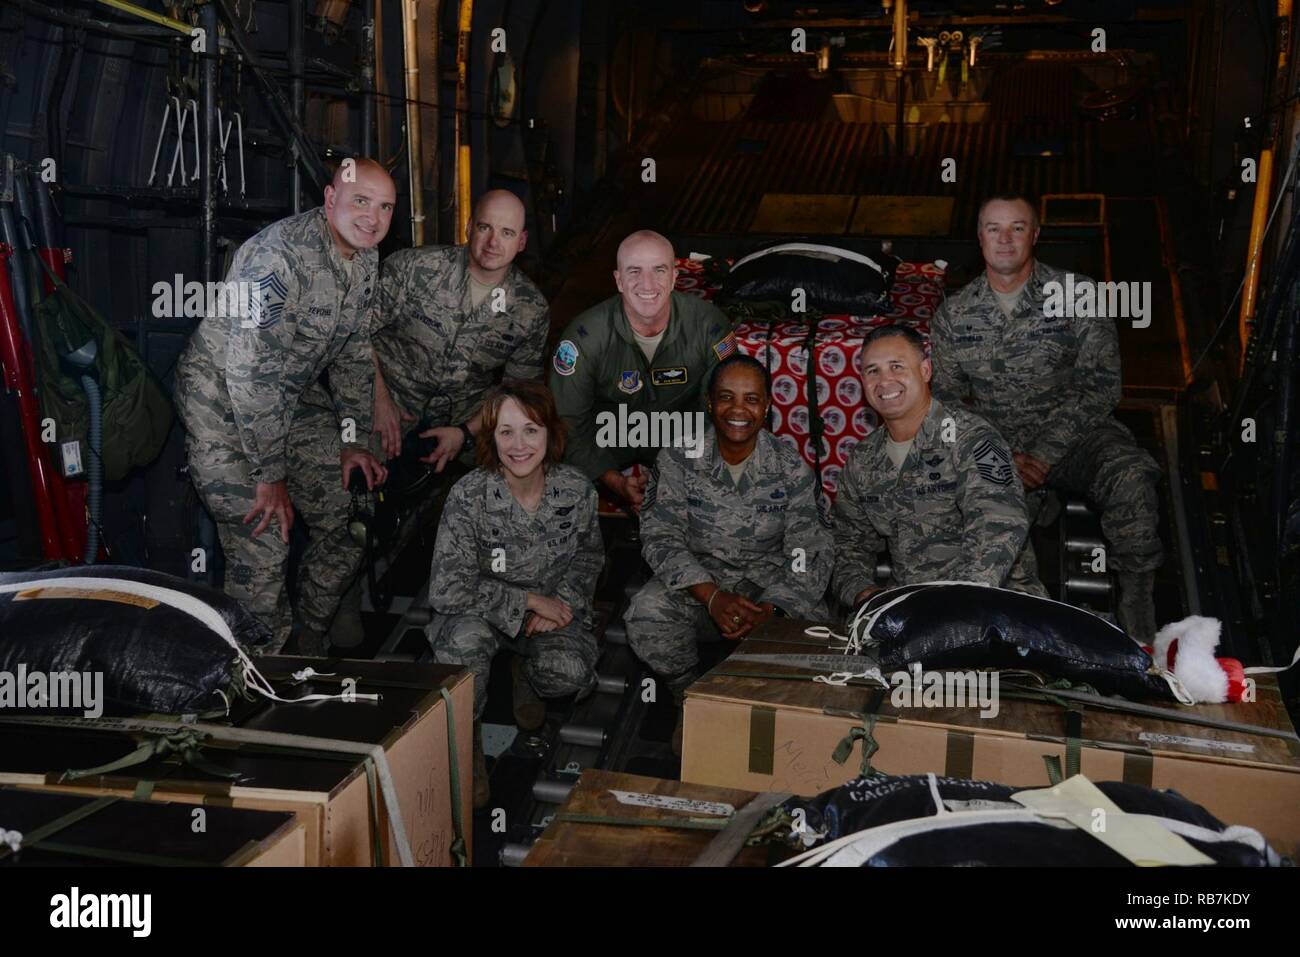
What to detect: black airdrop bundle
<box><xmin>772</xmin><ymin>774</ymin><xmax>1285</xmax><ymax>867</ymax></box>
<box><xmin>0</xmin><ymin>565</ymin><xmax>267</xmax><ymax>716</ymax></box>
<box><xmin>856</xmin><ymin>583</ymin><xmax>1174</xmax><ymax>701</ymax></box>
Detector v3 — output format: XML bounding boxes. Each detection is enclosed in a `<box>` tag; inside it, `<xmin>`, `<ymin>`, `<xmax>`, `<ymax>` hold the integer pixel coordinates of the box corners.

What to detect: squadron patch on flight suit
<box><xmin>972</xmin><ymin>439</ymin><xmax>1014</xmax><ymax>486</ymax></box>
<box><xmin>618</xmin><ymin>370</ymin><xmax>643</xmax><ymax>394</ymax></box>
<box><xmin>553</xmin><ymin>339</ymin><xmax>579</xmax><ymax>376</ymax></box>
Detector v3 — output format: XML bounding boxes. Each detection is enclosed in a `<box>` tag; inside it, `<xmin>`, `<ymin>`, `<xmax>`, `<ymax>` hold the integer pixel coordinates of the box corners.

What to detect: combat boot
<box><xmin>472</xmin><ymin>721</ymin><xmax>491</xmax><ymax>809</ymax></box>
<box><xmin>666</xmin><ymin>669</ymin><xmax>699</xmax><ymax>758</ymax></box>
<box><xmin>1116</xmin><ymin>571</ymin><xmax>1157</xmax><ymax>644</ymax></box>
<box><xmin>511</xmin><ymin>656</ymin><xmax>546</xmax><ymax>731</ymax></box>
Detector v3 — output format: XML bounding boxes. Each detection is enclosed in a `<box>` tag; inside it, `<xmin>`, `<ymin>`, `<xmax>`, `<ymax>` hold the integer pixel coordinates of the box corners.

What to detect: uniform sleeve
<box><xmin>639</xmin><ymin>449</ymin><xmax>714</xmax><ymax>591</ymax></box>
<box><xmin>427</xmin><ymin>481</ymin><xmax>530</xmax><ymax>635</ymax></box>
<box><xmin>955</xmin><ymin>422</ymin><xmax>1034</xmax><ymax>586</ymax></box>
<box><xmin>550</xmin><ymin>327</ymin><xmax>622</xmax><ymax>479</ymax></box>
<box><xmin>1022</xmin><ymin>308</ymin><xmax>1123</xmax><ymax>466</ymax></box>
<box><xmin>371</xmin><ymin>252</ymin><xmax>410</xmax><ymax>337</ymax></box>
<box><xmin>929</xmin><ymin>298</ymin><xmax>971</xmax><ymax>406</ymax></box>
<box><xmin>758</xmin><ymin>458</ymin><xmax>833</xmax><ymax>617</ymax></box>
<box><xmin>830</xmin><ymin>452</ymin><xmax>887</xmax><ymax>607</ymax></box>
<box><xmin>328</xmin><ymin>325</ymin><xmax>375</xmax><ymax>449</ymax></box>
<box><xmin>503</xmin><ymin>298</ymin><xmax>549</xmax><ymax>383</ymax></box>
<box><xmin>553</xmin><ymin>485</ymin><xmax>606</xmax><ymax>628</ymax></box>
<box><xmin>224</xmin><ymin>247</ymin><xmax>303</xmax><ymax>484</ymax></box>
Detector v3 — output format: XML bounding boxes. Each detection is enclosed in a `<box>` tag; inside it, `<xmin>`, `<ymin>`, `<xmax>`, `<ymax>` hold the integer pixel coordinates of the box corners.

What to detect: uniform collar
<box><xmin>612</xmin><ymin>293</ymin><xmax>681</xmax><ymax>353</ymax></box>
<box><xmin>865</xmin><ymin>396</ymin><xmax>944</xmax><ymax>467</ymax></box>
<box><xmin>483</xmin><ymin>465</ymin><xmax>580</xmax><ymax>515</ymax></box>
<box><xmin>971</xmin><ymin>259</ymin><xmax>1054</xmax><ymax>313</ymax></box>
<box><xmin>457</xmin><ymin>245</ymin><xmax>517</xmax><ymax>316</ymax></box>
<box><xmin>692</xmin><ymin>425</ymin><xmax>774</xmax><ymax>485</ymax></box>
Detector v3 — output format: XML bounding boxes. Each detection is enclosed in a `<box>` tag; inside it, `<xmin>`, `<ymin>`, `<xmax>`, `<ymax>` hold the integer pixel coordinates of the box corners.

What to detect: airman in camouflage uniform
<box><xmin>174</xmin><ymin>160</ymin><xmax>394</xmax><ymax>653</ymax></box>
<box><xmin>929</xmin><ymin>195</ymin><xmax>1162</xmax><ymax>639</ymax></box>
<box><xmin>427</xmin><ymin>464</ymin><xmax>604</xmax><ymax>722</ymax></box>
<box><xmin>548</xmin><ymin>230</ymin><xmax>735</xmax><ymax>511</ymax></box>
<box><xmin>626</xmin><ymin>427</ymin><xmax>833</xmax><ymax>678</ymax></box>
<box><xmin>321</xmin><ymin>191</ymin><xmax>548</xmax><ymax>649</ymax></box>
<box><xmin>369</xmin><ymin>190</ymin><xmax>549</xmax><ymax>459</ymax></box>
<box><xmin>832</xmin><ymin>396</ymin><xmax>1044</xmax><ymax>603</ymax></box>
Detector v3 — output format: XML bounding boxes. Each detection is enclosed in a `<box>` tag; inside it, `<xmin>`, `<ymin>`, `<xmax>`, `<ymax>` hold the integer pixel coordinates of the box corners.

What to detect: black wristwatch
<box><xmin>458</xmin><ymin>422</ymin><xmax>474</xmax><ymax>448</ymax></box>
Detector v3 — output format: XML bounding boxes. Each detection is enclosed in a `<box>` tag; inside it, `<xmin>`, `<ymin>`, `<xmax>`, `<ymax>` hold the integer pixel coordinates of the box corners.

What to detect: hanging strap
<box><xmin>438</xmin><ymin>688</ymin><xmax>468</xmax><ymax>868</ymax></box>
<box><xmin>831</xmin><ymin>713</ymin><xmax>881</xmax><ymax>777</ymax></box>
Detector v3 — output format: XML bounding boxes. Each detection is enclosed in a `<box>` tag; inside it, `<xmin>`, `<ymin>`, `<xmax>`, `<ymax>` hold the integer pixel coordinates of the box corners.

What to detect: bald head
<box><xmin>614</xmin><ymin>229</ymin><xmax>677</xmax><ymax>331</ymax></box>
<box><xmin>468</xmin><ymin>189</ymin><xmax>528</xmax><ymax>281</ymax></box>
<box><xmin>324</xmin><ymin>157</ymin><xmax>396</xmax><ymax>258</ymax></box>
<box><xmin>616</xmin><ymin>230</ymin><xmax>675</xmax><ymax>271</ymax></box>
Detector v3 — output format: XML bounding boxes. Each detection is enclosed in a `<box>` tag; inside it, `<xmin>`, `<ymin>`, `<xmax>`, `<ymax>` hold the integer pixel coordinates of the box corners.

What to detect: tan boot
<box><xmin>472</xmin><ymin>721</ymin><xmax>490</xmax><ymax>810</ymax></box>
<box><xmin>511</xmin><ymin>656</ymin><xmax>546</xmax><ymax>732</ymax></box>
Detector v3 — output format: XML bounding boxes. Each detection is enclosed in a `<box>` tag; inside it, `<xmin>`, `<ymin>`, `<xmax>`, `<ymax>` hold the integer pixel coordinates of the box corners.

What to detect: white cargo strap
<box><xmin>0</xmin><ymin>577</ymin><xmax>380</xmax><ymax>710</ymax></box>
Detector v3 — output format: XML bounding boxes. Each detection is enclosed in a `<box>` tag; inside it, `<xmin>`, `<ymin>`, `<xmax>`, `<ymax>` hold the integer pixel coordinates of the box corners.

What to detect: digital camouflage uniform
<box><xmin>929</xmin><ymin>260</ymin><xmax>1163</xmax><ymax>577</ymax></box>
<box><xmin>370</xmin><ymin>244</ymin><xmax>550</xmax><ymax>439</ymax></box>
<box><xmin>548</xmin><ymin>292</ymin><xmax>735</xmax><ymax>479</ymax></box>
<box><xmin>426</xmin><ymin>464</ymin><xmax>605</xmax><ymax>720</ymax></box>
<box><xmin>324</xmin><ymin>245</ymin><xmax>551</xmax><ymax>637</ymax></box>
<box><xmin>625</xmin><ymin>428</ymin><xmax>834</xmax><ymax>679</ymax></box>
<box><xmin>174</xmin><ymin>207</ymin><xmax>376</xmax><ymax>652</ymax></box>
<box><xmin>831</xmin><ymin>397</ymin><xmax>1044</xmax><ymax>606</ymax></box>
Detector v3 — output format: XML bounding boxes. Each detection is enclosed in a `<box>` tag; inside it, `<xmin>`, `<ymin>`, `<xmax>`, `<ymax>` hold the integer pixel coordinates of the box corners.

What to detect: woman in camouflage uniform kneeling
<box><xmin>427</xmin><ymin>380</ymin><xmax>604</xmax><ymax>808</ymax></box>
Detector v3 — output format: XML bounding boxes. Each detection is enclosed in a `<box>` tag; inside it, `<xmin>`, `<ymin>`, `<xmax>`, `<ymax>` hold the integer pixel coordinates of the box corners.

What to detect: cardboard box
<box><xmin>682</xmin><ymin>619</ymin><xmax>1300</xmax><ymax>857</ymax></box>
<box><xmin>0</xmin><ymin>658</ymin><xmax>473</xmax><ymax>867</ymax></box>
<box><xmin>0</xmin><ymin>784</ymin><xmax>305</xmax><ymax>866</ymax></box>
<box><xmin>524</xmin><ymin>769</ymin><xmax>774</xmax><ymax>867</ymax></box>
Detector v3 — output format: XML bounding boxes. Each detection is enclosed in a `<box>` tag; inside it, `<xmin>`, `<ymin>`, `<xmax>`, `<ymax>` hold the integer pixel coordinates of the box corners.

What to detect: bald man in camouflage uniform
<box><xmin>832</xmin><ymin>327</ymin><xmax>1044</xmax><ymax>608</ymax></box>
<box><xmin>175</xmin><ymin>160</ymin><xmax>394</xmax><ymax>653</ymax></box>
<box><xmin>929</xmin><ymin>194</ymin><xmax>1162</xmax><ymax>639</ymax></box>
<box><xmin>323</xmin><ymin>190</ymin><xmax>549</xmax><ymax>648</ymax></box>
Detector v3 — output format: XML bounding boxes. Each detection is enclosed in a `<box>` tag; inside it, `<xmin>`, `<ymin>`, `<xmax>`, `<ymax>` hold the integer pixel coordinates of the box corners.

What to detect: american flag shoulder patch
<box><xmin>712</xmin><ymin>333</ymin><xmax>738</xmax><ymax>361</ymax></box>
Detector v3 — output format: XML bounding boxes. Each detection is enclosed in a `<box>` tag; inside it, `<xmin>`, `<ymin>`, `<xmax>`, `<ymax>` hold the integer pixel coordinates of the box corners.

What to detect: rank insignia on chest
<box><xmin>972</xmin><ymin>439</ymin><xmax>1014</xmax><ymax>486</ymax></box>
<box><xmin>651</xmin><ymin>366</ymin><xmax>688</xmax><ymax>386</ymax></box>
<box><xmin>618</xmin><ymin>370</ymin><xmax>643</xmax><ymax>394</ymax></box>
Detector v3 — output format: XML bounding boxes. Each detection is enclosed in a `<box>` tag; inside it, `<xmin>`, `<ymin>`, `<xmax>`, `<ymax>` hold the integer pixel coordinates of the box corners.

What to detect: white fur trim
<box><xmin>1154</xmin><ymin>616</ymin><xmax>1229</xmax><ymax>704</ymax></box>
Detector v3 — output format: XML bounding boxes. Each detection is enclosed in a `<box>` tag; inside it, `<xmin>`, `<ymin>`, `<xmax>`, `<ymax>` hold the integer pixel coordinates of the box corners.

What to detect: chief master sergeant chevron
<box><xmin>174</xmin><ymin>158</ymin><xmax>394</xmax><ymax>653</ymax></box>
<box><xmin>547</xmin><ymin>230</ymin><xmax>735</xmax><ymax>510</ymax></box>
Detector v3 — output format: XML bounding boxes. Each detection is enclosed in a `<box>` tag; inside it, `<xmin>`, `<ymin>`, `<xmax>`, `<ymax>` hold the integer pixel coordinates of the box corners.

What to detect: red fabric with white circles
<box><xmin>675</xmin><ymin>258</ymin><xmax>946</xmax><ymax>500</ymax></box>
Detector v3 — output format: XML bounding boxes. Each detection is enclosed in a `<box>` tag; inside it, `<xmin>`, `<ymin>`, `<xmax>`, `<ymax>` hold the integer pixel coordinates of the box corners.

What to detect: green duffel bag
<box><xmin>31</xmin><ymin>268</ymin><xmax>173</xmax><ymax>481</ymax></box>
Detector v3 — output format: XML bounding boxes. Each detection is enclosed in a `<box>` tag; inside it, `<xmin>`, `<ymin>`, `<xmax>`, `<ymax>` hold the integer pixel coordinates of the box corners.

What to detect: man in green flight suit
<box><xmin>547</xmin><ymin>230</ymin><xmax>735</xmax><ymax>511</ymax></box>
